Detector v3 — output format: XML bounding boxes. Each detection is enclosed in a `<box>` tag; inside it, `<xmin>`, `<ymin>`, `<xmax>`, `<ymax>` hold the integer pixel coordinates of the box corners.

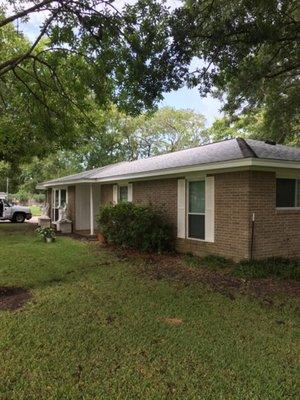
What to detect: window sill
<box><xmin>276</xmin><ymin>207</ymin><xmax>300</xmax><ymax>214</ymax></box>
<box><xmin>186</xmin><ymin>236</ymin><xmax>211</xmax><ymax>243</ymax></box>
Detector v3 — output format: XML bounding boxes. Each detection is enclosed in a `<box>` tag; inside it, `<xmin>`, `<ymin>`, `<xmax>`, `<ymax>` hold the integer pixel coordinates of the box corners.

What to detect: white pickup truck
<box><xmin>0</xmin><ymin>198</ymin><xmax>32</xmax><ymax>223</ymax></box>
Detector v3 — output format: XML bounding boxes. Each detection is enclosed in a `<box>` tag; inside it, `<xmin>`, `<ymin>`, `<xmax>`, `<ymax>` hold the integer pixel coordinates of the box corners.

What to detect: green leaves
<box><xmin>0</xmin><ymin>1</ymin><xmax>182</xmax><ymax>165</ymax></box>
<box><xmin>171</xmin><ymin>0</ymin><xmax>300</xmax><ymax>144</ymax></box>
<box><xmin>97</xmin><ymin>202</ymin><xmax>174</xmax><ymax>252</ymax></box>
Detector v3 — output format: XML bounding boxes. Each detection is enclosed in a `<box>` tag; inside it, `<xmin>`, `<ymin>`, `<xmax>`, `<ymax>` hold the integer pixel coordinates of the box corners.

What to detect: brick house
<box><xmin>38</xmin><ymin>138</ymin><xmax>300</xmax><ymax>261</ymax></box>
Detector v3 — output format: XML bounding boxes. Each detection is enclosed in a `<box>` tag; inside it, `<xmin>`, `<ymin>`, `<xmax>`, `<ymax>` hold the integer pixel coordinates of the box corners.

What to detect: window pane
<box><xmin>297</xmin><ymin>180</ymin><xmax>300</xmax><ymax>207</ymax></box>
<box><xmin>54</xmin><ymin>190</ymin><xmax>59</xmax><ymax>207</ymax></box>
<box><xmin>60</xmin><ymin>190</ymin><xmax>67</xmax><ymax>206</ymax></box>
<box><xmin>189</xmin><ymin>181</ymin><xmax>205</xmax><ymax>213</ymax></box>
<box><xmin>276</xmin><ymin>179</ymin><xmax>295</xmax><ymax>207</ymax></box>
<box><xmin>188</xmin><ymin>214</ymin><xmax>205</xmax><ymax>239</ymax></box>
<box><xmin>119</xmin><ymin>186</ymin><xmax>128</xmax><ymax>202</ymax></box>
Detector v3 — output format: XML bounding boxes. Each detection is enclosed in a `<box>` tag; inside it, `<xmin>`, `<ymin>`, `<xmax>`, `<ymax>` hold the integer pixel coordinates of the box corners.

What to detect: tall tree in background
<box><xmin>172</xmin><ymin>0</ymin><xmax>300</xmax><ymax>144</ymax></box>
<box><xmin>7</xmin><ymin>107</ymin><xmax>206</xmax><ymax>194</ymax></box>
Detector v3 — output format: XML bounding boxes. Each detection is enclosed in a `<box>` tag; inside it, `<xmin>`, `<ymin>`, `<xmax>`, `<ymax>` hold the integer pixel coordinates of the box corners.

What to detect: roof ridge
<box><xmin>236</xmin><ymin>137</ymin><xmax>257</xmax><ymax>158</ymax></box>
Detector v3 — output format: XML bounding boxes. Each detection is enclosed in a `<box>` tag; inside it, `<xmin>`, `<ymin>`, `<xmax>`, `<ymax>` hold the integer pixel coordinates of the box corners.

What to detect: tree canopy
<box><xmin>0</xmin><ymin>1</ymin><xmax>183</xmax><ymax>165</ymax></box>
<box><xmin>3</xmin><ymin>107</ymin><xmax>207</xmax><ymax>194</ymax></box>
<box><xmin>171</xmin><ymin>0</ymin><xmax>300</xmax><ymax>144</ymax></box>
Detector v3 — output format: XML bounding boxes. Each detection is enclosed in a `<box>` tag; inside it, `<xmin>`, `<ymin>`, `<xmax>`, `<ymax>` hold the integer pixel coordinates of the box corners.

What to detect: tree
<box><xmin>171</xmin><ymin>0</ymin><xmax>300</xmax><ymax>144</ymax></box>
<box><xmin>131</xmin><ymin>107</ymin><xmax>207</xmax><ymax>158</ymax></box>
<box><xmin>0</xmin><ymin>1</ymin><xmax>182</xmax><ymax>165</ymax></box>
<box><xmin>206</xmin><ymin>109</ymin><xmax>300</xmax><ymax>146</ymax></box>
<box><xmin>75</xmin><ymin>106</ymin><xmax>207</xmax><ymax>165</ymax></box>
<box><xmin>11</xmin><ymin>106</ymin><xmax>207</xmax><ymax>195</ymax></box>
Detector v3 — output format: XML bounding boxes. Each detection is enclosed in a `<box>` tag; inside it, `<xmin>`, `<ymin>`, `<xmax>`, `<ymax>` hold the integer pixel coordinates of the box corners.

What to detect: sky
<box><xmin>3</xmin><ymin>0</ymin><xmax>222</xmax><ymax>126</ymax></box>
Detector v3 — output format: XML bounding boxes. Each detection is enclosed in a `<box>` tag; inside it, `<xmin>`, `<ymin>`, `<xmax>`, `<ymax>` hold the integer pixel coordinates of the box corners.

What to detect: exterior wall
<box><xmin>47</xmin><ymin>169</ymin><xmax>300</xmax><ymax>260</ymax></box>
<box><xmin>75</xmin><ymin>183</ymin><xmax>101</xmax><ymax>231</ymax></box>
<box><xmin>68</xmin><ymin>186</ymin><xmax>75</xmax><ymax>228</ymax></box>
<box><xmin>133</xmin><ymin>179</ymin><xmax>178</xmax><ymax>233</ymax></box>
<box><xmin>249</xmin><ymin>171</ymin><xmax>300</xmax><ymax>259</ymax></box>
<box><xmin>101</xmin><ymin>184</ymin><xmax>113</xmax><ymax>205</ymax></box>
<box><xmin>132</xmin><ymin>171</ymin><xmax>300</xmax><ymax>261</ymax></box>
<box><xmin>176</xmin><ymin>171</ymin><xmax>252</xmax><ymax>261</ymax></box>
<box><xmin>132</xmin><ymin>174</ymin><xmax>251</xmax><ymax>261</ymax></box>
<box><xmin>46</xmin><ymin>189</ymin><xmax>52</xmax><ymax>217</ymax></box>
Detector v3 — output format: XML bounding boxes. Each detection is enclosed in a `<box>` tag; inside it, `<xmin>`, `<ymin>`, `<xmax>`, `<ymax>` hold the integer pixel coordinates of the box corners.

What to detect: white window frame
<box><xmin>113</xmin><ymin>183</ymin><xmax>133</xmax><ymax>204</ymax></box>
<box><xmin>119</xmin><ymin>185</ymin><xmax>129</xmax><ymax>203</ymax></box>
<box><xmin>276</xmin><ymin>178</ymin><xmax>300</xmax><ymax>210</ymax></box>
<box><xmin>52</xmin><ymin>187</ymin><xmax>68</xmax><ymax>222</ymax></box>
<box><xmin>187</xmin><ymin>179</ymin><xmax>206</xmax><ymax>241</ymax></box>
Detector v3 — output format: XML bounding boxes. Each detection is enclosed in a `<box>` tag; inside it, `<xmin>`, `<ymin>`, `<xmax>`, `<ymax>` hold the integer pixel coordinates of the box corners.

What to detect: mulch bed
<box><xmin>0</xmin><ymin>287</ymin><xmax>32</xmax><ymax>311</ymax></box>
<box><xmin>104</xmin><ymin>245</ymin><xmax>300</xmax><ymax>301</ymax></box>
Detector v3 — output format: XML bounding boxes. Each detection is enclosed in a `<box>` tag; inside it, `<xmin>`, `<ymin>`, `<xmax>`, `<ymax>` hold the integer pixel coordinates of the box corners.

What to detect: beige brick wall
<box><xmin>131</xmin><ymin>171</ymin><xmax>300</xmax><ymax>261</ymax></box>
<box><xmin>249</xmin><ymin>171</ymin><xmax>300</xmax><ymax>259</ymax></box>
<box><xmin>133</xmin><ymin>179</ymin><xmax>178</xmax><ymax>231</ymax></box>
<box><xmin>67</xmin><ymin>170</ymin><xmax>299</xmax><ymax>260</ymax></box>
<box><xmin>176</xmin><ymin>171</ymin><xmax>252</xmax><ymax>261</ymax></box>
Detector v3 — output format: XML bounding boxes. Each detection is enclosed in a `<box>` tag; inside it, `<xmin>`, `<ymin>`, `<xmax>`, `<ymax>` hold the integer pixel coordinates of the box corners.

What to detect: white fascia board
<box><xmin>40</xmin><ymin>158</ymin><xmax>300</xmax><ymax>187</ymax></box>
<box><xmin>251</xmin><ymin>159</ymin><xmax>300</xmax><ymax>169</ymax></box>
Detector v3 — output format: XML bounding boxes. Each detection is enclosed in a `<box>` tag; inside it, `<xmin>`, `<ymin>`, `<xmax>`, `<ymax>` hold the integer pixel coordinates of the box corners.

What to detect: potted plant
<box><xmin>36</xmin><ymin>227</ymin><xmax>56</xmax><ymax>243</ymax></box>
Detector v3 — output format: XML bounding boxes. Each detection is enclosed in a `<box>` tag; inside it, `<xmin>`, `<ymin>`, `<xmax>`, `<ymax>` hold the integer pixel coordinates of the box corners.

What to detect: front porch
<box><xmin>49</xmin><ymin>183</ymin><xmax>102</xmax><ymax>236</ymax></box>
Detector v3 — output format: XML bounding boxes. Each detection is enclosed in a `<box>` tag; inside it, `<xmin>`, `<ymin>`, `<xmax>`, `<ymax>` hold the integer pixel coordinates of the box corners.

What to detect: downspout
<box><xmin>250</xmin><ymin>212</ymin><xmax>255</xmax><ymax>260</ymax></box>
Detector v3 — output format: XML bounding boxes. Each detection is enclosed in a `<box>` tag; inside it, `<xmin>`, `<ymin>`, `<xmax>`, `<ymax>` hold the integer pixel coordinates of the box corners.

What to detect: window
<box><xmin>276</xmin><ymin>179</ymin><xmax>300</xmax><ymax>208</ymax></box>
<box><xmin>188</xmin><ymin>181</ymin><xmax>205</xmax><ymax>239</ymax></box>
<box><xmin>119</xmin><ymin>186</ymin><xmax>128</xmax><ymax>202</ymax></box>
<box><xmin>52</xmin><ymin>188</ymin><xmax>67</xmax><ymax>221</ymax></box>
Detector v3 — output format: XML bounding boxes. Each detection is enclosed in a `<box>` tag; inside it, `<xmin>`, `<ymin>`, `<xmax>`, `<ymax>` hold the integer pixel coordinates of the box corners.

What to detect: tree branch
<box><xmin>0</xmin><ymin>0</ymin><xmax>55</xmax><ymax>28</ymax></box>
<box><xmin>0</xmin><ymin>11</ymin><xmax>57</xmax><ymax>77</ymax></box>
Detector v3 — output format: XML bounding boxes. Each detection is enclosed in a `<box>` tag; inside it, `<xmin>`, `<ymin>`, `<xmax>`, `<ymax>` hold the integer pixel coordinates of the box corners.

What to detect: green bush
<box><xmin>32</xmin><ymin>193</ymin><xmax>46</xmax><ymax>203</ymax></box>
<box><xmin>97</xmin><ymin>202</ymin><xmax>174</xmax><ymax>252</ymax></box>
<box><xmin>10</xmin><ymin>190</ymin><xmax>30</xmax><ymax>204</ymax></box>
<box><xmin>233</xmin><ymin>257</ymin><xmax>300</xmax><ymax>280</ymax></box>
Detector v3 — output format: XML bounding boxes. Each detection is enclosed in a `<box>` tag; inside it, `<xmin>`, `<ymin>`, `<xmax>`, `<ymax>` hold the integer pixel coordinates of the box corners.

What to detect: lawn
<box><xmin>0</xmin><ymin>224</ymin><xmax>299</xmax><ymax>399</ymax></box>
<box><xmin>30</xmin><ymin>205</ymin><xmax>42</xmax><ymax>216</ymax></box>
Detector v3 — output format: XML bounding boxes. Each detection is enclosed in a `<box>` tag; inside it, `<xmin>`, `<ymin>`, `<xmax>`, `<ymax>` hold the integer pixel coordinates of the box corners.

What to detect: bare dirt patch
<box><xmin>0</xmin><ymin>287</ymin><xmax>32</xmax><ymax>311</ymax></box>
<box><xmin>159</xmin><ymin>317</ymin><xmax>183</xmax><ymax>326</ymax></box>
<box><xmin>105</xmin><ymin>245</ymin><xmax>300</xmax><ymax>300</ymax></box>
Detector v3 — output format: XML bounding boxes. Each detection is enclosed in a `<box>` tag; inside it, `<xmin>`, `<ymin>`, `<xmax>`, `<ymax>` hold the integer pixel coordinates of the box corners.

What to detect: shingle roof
<box><xmin>39</xmin><ymin>138</ymin><xmax>300</xmax><ymax>186</ymax></box>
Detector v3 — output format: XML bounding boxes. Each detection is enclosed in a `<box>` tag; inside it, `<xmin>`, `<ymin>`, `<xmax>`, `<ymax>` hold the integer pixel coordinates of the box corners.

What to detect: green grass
<box><xmin>0</xmin><ymin>224</ymin><xmax>299</xmax><ymax>399</ymax></box>
<box><xmin>233</xmin><ymin>258</ymin><xmax>300</xmax><ymax>280</ymax></box>
<box><xmin>30</xmin><ymin>205</ymin><xmax>42</xmax><ymax>216</ymax></box>
<box><xmin>184</xmin><ymin>253</ymin><xmax>300</xmax><ymax>280</ymax></box>
<box><xmin>185</xmin><ymin>253</ymin><xmax>234</xmax><ymax>270</ymax></box>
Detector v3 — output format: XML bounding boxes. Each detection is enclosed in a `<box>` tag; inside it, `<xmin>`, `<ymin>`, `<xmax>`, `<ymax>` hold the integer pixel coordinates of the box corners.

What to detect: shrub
<box><xmin>10</xmin><ymin>190</ymin><xmax>30</xmax><ymax>204</ymax></box>
<box><xmin>97</xmin><ymin>202</ymin><xmax>174</xmax><ymax>252</ymax></box>
<box><xmin>32</xmin><ymin>193</ymin><xmax>46</xmax><ymax>203</ymax></box>
<box><xmin>36</xmin><ymin>227</ymin><xmax>56</xmax><ymax>239</ymax></box>
<box><xmin>233</xmin><ymin>257</ymin><xmax>300</xmax><ymax>280</ymax></box>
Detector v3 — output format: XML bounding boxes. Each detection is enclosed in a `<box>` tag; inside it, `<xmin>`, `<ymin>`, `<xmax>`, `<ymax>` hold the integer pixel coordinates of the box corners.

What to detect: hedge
<box><xmin>97</xmin><ymin>202</ymin><xmax>174</xmax><ymax>252</ymax></box>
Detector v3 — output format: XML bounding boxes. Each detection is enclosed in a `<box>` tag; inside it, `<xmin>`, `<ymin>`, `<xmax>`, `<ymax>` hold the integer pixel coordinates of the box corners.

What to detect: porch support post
<box><xmin>90</xmin><ymin>183</ymin><xmax>94</xmax><ymax>235</ymax></box>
